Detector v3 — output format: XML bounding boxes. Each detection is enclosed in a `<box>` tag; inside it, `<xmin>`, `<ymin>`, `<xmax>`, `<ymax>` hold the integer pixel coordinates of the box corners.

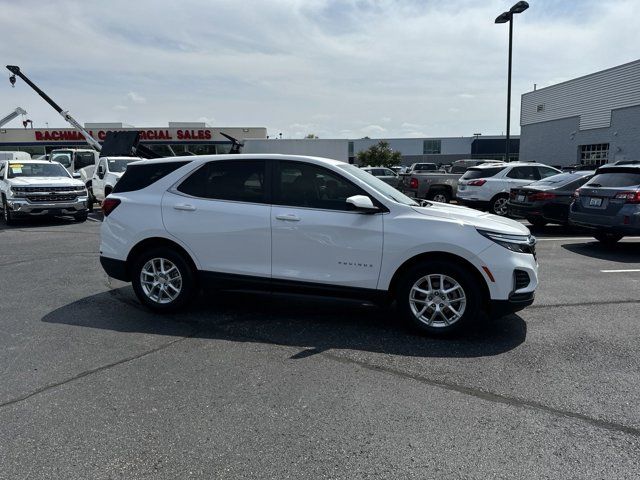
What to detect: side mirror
<box><xmin>346</xmin><ymin>195</ymin><xmax>379</xmax><ymax>213</ymax></box>
<box><xmin>72</xmin><ymin>172</ymin><xmax>81</xmax><ymax>179</ymax></box>
<box><xmin>97</xmin><ymin>165</ymin><xmax>105</xmax><ymax>178</ymax></box>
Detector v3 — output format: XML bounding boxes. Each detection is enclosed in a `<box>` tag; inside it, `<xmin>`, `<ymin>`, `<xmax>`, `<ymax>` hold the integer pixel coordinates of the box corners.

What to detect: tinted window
<box><xmin>75</xmin><ymin>152</ymin><xmax>96</xmax><ymax>170</ymax></box>
<box><xmin>586</xmin><ymin>172</ymin><xmax>640</xmax><ymax>188</ymax></box>
<box><xmin>507</xmin><ymin>166</ymin><xmax>538</xmax><ymax>180</ymax></box>
<box><xmin>414</xmin><ymin>164</ymin><xmax>437</xmax><ymax>171</ymax></box>
<box><xmin>538</xmin><ymin>166</ymin><xmax>560</xmax><ymax>179</ymax></box>
<box><xmin>461</xmin><ymin>167</ymin><xmax>505</xmax><ymax>180</ymax></box>
<box><xmin>177</xmin><ymin>160</ymin><xmax>266</xmax><ymax>203</ymax></box>
<box><xmin>275</xmin><ymin>162</ymin><xmax>365</xmax><ymax>211</ymax></box>
<box><xmin>113</xmin><ymin>161</ymin><xmax>189</xmax><ymax>193</ymax></box>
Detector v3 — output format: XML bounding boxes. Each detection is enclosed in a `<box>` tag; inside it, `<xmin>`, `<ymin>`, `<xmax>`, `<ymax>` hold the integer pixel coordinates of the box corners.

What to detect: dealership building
<box><xmin>520</xmin><ymin>59</ymin><xmax>640</xmax><ymax>167</ymax></box>
<box><xmin>0</xmin><ymin>122</ymin><xmax>267</xmax><ymax>157</ymax></box>
<box><xmin>243</xmin><ymin>135</ymin><xmax>519</xmax><ymax>165</ymax></box>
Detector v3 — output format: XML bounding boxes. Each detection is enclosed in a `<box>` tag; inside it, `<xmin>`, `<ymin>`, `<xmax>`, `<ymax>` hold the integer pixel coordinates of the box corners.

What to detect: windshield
<box><xmin>8</xmin><ymin>162</ymin><xmax>71</xmax><ymax>178</ymax></box>
<box><xmin>50</xmin><ymin>151</ymin><xmax>72</xmax><ymax>168</ymax></box>
<box><xmin>338</xmin><ymin>164</ymin><xmax>418</xmax><ymax>206</ymax></box>
<box><xmin>413</xmin><ymin>164</ymin><xmax>437</xmax><ymax>171</ymax></box>
<box><xmin>108</xmin><ymin>158</ymin><xmax>135</xmax><ymax>173</ymax></box>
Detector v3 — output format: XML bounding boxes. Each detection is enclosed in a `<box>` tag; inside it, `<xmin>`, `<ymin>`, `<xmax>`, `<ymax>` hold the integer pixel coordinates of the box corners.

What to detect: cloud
<box><xmin>0</xmin><ymin>0</ymin><xmax>637</xmax><ymax>136</ymax></box>
<box><xmin>126</xmin><ymin>91</ymin><xmax>146</xmax><ymax>104</ymax></box>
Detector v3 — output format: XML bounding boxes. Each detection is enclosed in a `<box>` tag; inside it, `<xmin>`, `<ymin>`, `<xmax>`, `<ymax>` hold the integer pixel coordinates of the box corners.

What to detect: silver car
<box><xmin>361</xmin><ymin>167</ymin><xmax>401</xmax><ymax>187</ymax></box>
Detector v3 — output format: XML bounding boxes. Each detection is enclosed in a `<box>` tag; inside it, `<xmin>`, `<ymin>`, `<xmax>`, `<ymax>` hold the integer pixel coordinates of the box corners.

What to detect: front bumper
<box><xmin>7</xmin><ymin>197</ymin><xmax>88</xmax><ymax>216</ymax></box>
<box><xmin>489</xmin><ymin>291</ymin><xmax>535</xmax><ymax>318</ymax></box>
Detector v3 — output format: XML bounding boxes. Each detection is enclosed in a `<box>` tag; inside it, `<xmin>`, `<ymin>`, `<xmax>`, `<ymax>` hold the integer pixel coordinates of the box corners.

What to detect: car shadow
<box><xmin>562</xmin><ymin>241</ymin><xmax>640</xmax><ymax>262</ymax></box>
<box><xmin>525</xmin><ymin>222</ymin><xmax>588</xmax><ymax>237</ymax></box>
<box><xmin>41</xmin><ymin>287</ymin><xmax>527</xmax><ymax>359</ymax></box>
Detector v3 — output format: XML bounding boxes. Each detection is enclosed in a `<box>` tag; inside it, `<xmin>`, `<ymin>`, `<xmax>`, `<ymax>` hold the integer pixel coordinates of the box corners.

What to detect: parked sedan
<box><xmin>508</xmin><ymin>171</ymin><xmax>594</xmax><ymax>227</ymax></box>
<box><xmin>361</xmin><ymin>166</ymin><xmax>401</xmax><ymax>187</ymax></box>
<box><xmin>569</xmin><ymin>164</ymin><xmax>640</xmax><ymax>244</ymax></box>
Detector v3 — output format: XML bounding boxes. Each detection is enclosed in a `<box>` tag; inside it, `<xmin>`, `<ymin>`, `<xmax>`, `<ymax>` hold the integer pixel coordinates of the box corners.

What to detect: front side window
<box><xmin>506</xmin><ymin>166</ymin><xmax>537</xmax><ymax>180</ymax></box>
<box><xmin>275</xmin><ymin>161</ymin><xmax>365</xmax><ymax>211</ymax></box>
<box><xmin>107</xmin><ymin>158</ymin><xmax>135</xmax><ymax>173</ymax></box>
<box><xmin>177</xmin><ymin>160</ymin><xmax>266</xmax><ymax>203</ymax></box>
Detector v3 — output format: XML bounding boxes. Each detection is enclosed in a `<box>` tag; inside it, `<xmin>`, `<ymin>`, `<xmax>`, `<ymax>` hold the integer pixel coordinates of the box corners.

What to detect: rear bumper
<box><xmin>508</xmin><ymin>202</ymin><xmax>569</xmax><ymax>223</ymax></box>
<box><xmin>569</xmin><ymin>210</ymin><xmax>640</xmax><ymax>234</ymax></box>
<box><xmin>100</xmin><ymin>256</ymin><xmax>130</xmax><ymax>281</ymax></box>
<box><xmin>489</xmin><ymin>292</ymin><xmax>535</xmax><ymax>318</ymax></box>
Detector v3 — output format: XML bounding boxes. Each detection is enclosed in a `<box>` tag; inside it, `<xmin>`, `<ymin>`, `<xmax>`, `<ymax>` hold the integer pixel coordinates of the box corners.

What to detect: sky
<box><xmin>0</xmin><ymin>0</ymin><xmax>638</xmax><ymax>139</ymax></box>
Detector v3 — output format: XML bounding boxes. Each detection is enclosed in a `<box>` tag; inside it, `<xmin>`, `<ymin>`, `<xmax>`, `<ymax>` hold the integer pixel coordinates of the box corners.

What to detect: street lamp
<box><xmin>495</xmin><ymin>1</ymin><xmax>529</xmax><ymax>162</ymax></box>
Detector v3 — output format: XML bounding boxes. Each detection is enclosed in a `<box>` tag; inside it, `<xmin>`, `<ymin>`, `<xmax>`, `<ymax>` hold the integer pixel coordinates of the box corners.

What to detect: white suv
<box><xmin>99</xmin><ymin>154</ymin><xmax>538</xmax><ymax>335</ymax></box>
<box><xmin>457</xmin><ymin>162</ymin><xmax>561</xmax><ymax>215</ymax></box>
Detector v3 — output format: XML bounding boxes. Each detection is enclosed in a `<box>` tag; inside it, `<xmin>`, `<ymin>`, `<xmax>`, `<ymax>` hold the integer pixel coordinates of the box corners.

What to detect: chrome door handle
<box><xmin>173</xmin><ymin>203</ymin><xmax>196</xmax><ymax>211</ymax></box>
<box><xmin>275</xmin><ymin>214</ymin><xmax>300</xmax><ymax>221</ymax></box>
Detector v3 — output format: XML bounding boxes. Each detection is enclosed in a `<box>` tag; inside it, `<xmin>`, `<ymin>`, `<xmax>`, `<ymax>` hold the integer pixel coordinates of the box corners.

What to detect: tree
<box><xmin>304</xmin><ymin>133</ymin><xmax>319</xmax><ymax>139</ymax></box>
<box><xmin>356</xmin><ymin>141</ymin><xmax>402</xmax><ymax>167</ymax></box>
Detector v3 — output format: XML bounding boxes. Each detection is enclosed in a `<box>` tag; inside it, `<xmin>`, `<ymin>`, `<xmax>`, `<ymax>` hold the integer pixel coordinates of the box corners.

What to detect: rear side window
<box><xmin>113</xmin><ymin>161</ymin><xmax>189</xmax><ymax>193</ymax></box>
<box><xmin>177</xmin><ymin>160</ymin><xmax>266</xmax><ymax>203</ymax></box>
<box><xmin>586</xmin><ymin>172</ymin><xmax>640</xmax><ymax>188</ymax></box>
<box><xmin>461</xmin><ymin>167</ymin><xmax>505</xmax><ymax>180</ymax></box>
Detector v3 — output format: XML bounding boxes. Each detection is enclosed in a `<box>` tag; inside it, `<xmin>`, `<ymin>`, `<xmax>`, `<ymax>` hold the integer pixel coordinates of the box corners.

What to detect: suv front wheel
<box><xmin>131</xmin><ymin>247</ymin><xmax>196</xmax><ymax>311</ymax></box>
<box><xmin>396</xmin><ymin>261</ymin><xmax>480</xmax><ymax>335</ymax></box>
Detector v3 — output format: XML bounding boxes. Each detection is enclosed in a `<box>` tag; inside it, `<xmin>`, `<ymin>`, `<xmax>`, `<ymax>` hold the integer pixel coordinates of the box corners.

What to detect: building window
<box><xmin>579</xmin><ymin>143</ymin><xmax>609</xmax><ymax>166</ymax></box>
<box><xmin>423</xmin><ymin>139</ymin><xmax>441</xmax><ymax>154</ymax></box>
<box><xmin>348</xmin><ymin>141</ymin><xmax>354</xmax><ymax>164</ymax></box>
<box><xmin>536</xmin><ymin>104</ymin><xmax>545</xmax><ymax>112</ymax></box>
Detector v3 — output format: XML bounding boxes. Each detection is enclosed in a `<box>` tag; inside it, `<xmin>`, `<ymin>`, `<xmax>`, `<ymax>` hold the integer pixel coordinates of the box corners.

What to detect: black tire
<box><xmin>86</xmin><ymin>183</ymin><xmax>95</xmax><ymax>213</ymax></box>
<box><xmin>396</xmin><ymin>260</ymin><xmax>481</xmax><ymax>335</ymax></box>
<box><xmin>490</xmin><ymin>194</ymin><xmax>509</xmax><ymax>216</ymax></box>
<box><xmin>131</xmin><ymin>247</ymin><xmax>196</xmax><ymax>312</ymax></box>
<box><xmin>526</xmin><ymin>216</ymin><xmax>548</xmax><ymax>228</ymax></box>
<box><xmin>593</xmin><ymin>232</ymin><xmax>623</xmax><ymax>245</ymax></box>
<box><xmin>74</xmin><ymin>211</ymin><xmax>88</xmax><ymax>222</ymax></box>
<box><xmin>428</xmin><ymin>188</ymin><xmax>451</xmax><ymax>204</ymax></box>
<box><xmin>2</xmin><ymin>197</ymin><xmax>15</xmax><ymax>225</ymax></box>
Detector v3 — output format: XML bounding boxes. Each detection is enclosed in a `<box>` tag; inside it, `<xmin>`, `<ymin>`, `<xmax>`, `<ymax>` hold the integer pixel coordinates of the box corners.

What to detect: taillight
<box><xmin>102</xmin><ymin>198</ymin><xmax>121</xmax><ymax>216</ymax></box>
<box><xmin>409</xmin><ymin>178</ymin><xmax>419</xmax><ymax>189</ymax></box>
<box><xmin>528</xmin><ymin>192</ymin><xmax>556</xmax><ymax>202</ymax></box>
<box><xmin>468</xmin><ymin>179</ymin><xmax>487</xmax><ymax>186</ymax></box>
<box><xmin>572</xmin><ymin>189</ymin><xmax>580</xmax><ymax>200</ymax></box>
<box><xmin>614</xmin><ymin>191</ymin><xmax>640</xmax><ymax>204</ymax></box>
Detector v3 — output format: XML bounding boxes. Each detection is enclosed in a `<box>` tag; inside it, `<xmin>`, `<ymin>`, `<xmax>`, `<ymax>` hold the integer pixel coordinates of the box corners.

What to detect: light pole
<box><xmin>495</xmin><ymin>1</ymin><xmax>529</xmax><ymax>162</ymax></box>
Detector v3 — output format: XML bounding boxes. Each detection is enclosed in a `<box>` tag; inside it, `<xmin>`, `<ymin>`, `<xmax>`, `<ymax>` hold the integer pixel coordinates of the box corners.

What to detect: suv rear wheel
<box><xmin>593</xmin><ymin>232</ymin><xmax>623</xmax><ymax>245</ymax></box>
<box><xmin>131</xmin><ymin>247</ymin><xmax>196</xmax><ymax>311</ymax></box>
<box><xmin>490</xmin><ymin>194</ymin><xmax>509</xmax><ymax>216</ymax></box>
<box><xmin>396</xmin><ymin>261</ymin><xmax>480</xmax><ymax>335</ymax></box>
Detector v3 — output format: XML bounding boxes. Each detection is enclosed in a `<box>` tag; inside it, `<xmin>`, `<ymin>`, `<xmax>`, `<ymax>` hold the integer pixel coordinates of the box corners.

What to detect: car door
<box><xmin>271</xmin><ymin>160</ymin><xmax>384</xmax><ymax>289</ymax></box>
<box><xmin>162</xmin><ymin>159</ymin><xmax>271</xmax><ymax>278</ymax></box>
<box><xmin>93</xmin><ymin>158</ymin><xmax>107</xmax><ymax>200</ymax></box>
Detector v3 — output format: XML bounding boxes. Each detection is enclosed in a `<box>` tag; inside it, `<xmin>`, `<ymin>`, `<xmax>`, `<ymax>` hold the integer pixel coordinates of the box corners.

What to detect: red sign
<box><xmin>34</xmin><ymin>129</ymin><xmax>213</xmax><ymax>142</ymax></box>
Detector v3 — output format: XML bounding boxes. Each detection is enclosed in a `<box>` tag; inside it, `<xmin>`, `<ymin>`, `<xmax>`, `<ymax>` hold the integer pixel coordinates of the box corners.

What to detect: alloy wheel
<box><xmin>140</xmin><ymin>257</ymin><xmax>183</xmax><ymax>304</ymax></box>
<box><xmin>493</xmin><ymin>197</ymin><xmax>508</xmax><ymax>216</ymax></box>
<box><xmin>409</xmin><ymin>274</ymin><xmax>467</xmax><ymax>328</ymax></box>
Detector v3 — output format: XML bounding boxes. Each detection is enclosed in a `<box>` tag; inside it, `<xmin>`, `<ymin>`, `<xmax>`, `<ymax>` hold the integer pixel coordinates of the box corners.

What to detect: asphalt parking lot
<box><xmin>1</xmin><ymin>215</ymin><xmax>639</xmax><ymax>479</ymax></box>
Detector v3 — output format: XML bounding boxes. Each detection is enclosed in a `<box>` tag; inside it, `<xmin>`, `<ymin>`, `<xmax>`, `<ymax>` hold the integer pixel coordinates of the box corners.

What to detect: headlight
<box><xmin>7</xmin><ymin>187</ymin><xmax>25</xmax><ymax>198</ymax></box>
<box><xmin>477</xmin><ymin>229</ymin><xmax>536</xmax><ymax>255</ymax></box>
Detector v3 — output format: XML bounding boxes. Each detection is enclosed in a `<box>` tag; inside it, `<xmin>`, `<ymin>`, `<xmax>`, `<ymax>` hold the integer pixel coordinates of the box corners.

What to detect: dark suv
<box><xmin>569</xmin><ymin>164</ymin><xmax>640</xmax><ymax>244</ymax></box>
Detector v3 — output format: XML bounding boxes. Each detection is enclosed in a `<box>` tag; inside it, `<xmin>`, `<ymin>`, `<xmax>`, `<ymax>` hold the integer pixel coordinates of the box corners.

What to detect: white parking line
<box><xmin>600</xmin><ymin>269</ymin><xmax>640</xmax><ymax>273</ymax></box>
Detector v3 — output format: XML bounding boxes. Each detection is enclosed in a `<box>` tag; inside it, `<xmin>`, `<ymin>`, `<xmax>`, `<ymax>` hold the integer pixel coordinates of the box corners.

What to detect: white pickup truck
<box><xmin>90</xmin><ymin>156</ymin><xmax>141</xmax><ymax>205</ymax></box>
<box><xmin>0</xmin><ymin>159</ymin><xmax>89</xmax><ymax>224</ymax></box>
